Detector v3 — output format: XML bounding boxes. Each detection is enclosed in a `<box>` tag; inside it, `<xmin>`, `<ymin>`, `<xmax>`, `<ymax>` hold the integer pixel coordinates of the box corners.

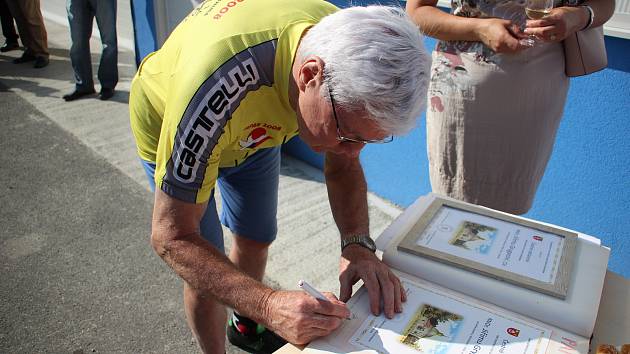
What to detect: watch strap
<box><xmin>341</xmin><ymin>235</ymin><xmax>376</xmax><ymax>253</ymax></box>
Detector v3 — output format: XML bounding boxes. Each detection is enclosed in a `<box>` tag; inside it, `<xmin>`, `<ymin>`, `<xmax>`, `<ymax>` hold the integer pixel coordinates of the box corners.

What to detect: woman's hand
<box><xmin>475</xmin><ymin>18</ymin><xmax>528</xmax><ymax>53</ymax></box>
<box><xmin>524</xmin><ymin>6</ymin><xmax>590</xmax><ymax>42</ymax></box>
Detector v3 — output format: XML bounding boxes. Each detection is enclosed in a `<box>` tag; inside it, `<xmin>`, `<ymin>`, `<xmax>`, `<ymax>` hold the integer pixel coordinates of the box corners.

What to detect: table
<box><xmin>275</xmin><ymin>270</ymin><xmax>630</xmax><ymax>353</ymax></box>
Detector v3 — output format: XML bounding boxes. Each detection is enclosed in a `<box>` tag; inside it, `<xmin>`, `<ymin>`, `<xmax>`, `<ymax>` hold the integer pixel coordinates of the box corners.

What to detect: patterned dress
<box><xmin>427</xmin><ymin>0</ymin><xmax>569</xmax><ymax>214</ymax></box>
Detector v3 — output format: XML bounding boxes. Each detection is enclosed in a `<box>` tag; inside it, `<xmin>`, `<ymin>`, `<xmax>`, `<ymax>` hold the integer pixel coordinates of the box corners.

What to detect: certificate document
<box><xmin>414</xmin><ymin>206</ymin><xmax>563</xmax><ymax>284</ymax></box>
<box><xmin>397</xmin><ymin>197</ymin><xmax>577</xmax><ymax>298</ymax></box>
<box><xmin>349</xmin><ymin>277</ymin><xmax>551</xmax><ymax>354</ymax></box>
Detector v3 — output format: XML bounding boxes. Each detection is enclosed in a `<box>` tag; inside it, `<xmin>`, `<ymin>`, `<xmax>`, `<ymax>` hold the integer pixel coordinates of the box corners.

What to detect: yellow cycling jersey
<box><xmin>130</xmin><ymin>0</ymin><xmax>337</xmax><ymax>203</ymax></box>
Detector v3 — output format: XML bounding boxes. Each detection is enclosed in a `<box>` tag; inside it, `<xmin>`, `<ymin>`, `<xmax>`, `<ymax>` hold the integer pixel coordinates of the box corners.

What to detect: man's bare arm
<box><xmin>150</xmin><ymin>189</ymin><xmax>275</xmax><ymax>322</ymax></box>
<box><xmin>150</xmin><ymin>189</ymin><xmax>349</xmax><ymax>344</ymax></box>
<box><xmin>324</xmin><ymin>152</ymin><xmax>369</xmax><ymax>236</ymax></box>
<box><xmin>324</xmin><ymin>152</ymin><xmax>406</xmax><ymax>318</ymax></box>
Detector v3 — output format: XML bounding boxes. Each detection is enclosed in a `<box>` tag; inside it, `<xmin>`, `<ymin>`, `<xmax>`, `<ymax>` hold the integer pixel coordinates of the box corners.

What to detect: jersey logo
<box><xmin>162</xmin><ymin>40</ymin><xmax>277</xmax><ymax>203</ymax></box>
<box><xmin>174</xmin><ymin>57</ymin><xmax>260</xmax><ymax>183</ymax></box>
<box><xmin>239</xmin><ymin>127</ymin><xmax>271</xmax><ymax>150</ymax></box>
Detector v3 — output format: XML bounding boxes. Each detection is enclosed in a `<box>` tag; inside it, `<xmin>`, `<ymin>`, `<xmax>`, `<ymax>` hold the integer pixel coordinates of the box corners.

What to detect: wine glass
<box><xmin>521</xmin><ymin>0</ymin><xmax>554</xmax><ymax>46</ymax></box>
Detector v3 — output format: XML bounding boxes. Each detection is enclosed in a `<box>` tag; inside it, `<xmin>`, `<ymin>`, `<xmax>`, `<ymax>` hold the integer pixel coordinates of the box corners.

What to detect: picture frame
<box><xmin>397</xmin><ymin>196</ymin><xmax>577</xmax><ymax>299</ymax></box>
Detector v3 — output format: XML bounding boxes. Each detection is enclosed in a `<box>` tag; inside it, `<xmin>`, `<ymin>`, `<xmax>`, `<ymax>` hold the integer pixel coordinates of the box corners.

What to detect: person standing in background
<box><xmin>5</xmin><ymin>0</ymin><xmax>48</xmax><ymax>68</ymax></box>
<box><xmin>0</xmin><ymin>0</ymin><xmax>19</xmax><ymax>52</ymax></box>
<box><xmin>406</xmin><ymin>0</ymin><xmax>615</xmax><ymax>215</ymax></box>
<box><xmin>63</xmin><ymin>0</ymin><xmax>118</xmax><ymax>101</ymax></box>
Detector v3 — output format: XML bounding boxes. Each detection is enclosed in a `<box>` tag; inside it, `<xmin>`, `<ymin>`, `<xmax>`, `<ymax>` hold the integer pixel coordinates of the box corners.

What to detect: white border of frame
<box><xmin>397</xmin><ymin>196</ymin><xmax>577</xmax><ymax>299</ymax></box>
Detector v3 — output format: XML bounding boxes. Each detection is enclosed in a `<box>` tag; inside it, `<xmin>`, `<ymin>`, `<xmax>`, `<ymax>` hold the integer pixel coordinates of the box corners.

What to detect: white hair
<box><xmin>297</xmin><ymin>5</ymin><xmax>430</xmax><ymax>135</ymax></box>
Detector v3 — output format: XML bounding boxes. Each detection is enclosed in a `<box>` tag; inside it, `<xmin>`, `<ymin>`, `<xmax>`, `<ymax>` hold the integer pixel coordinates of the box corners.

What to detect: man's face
<box><xmin>294</xmin><ymin>58</ymin><xmax>390</xmax><ymax>159</ymax></box>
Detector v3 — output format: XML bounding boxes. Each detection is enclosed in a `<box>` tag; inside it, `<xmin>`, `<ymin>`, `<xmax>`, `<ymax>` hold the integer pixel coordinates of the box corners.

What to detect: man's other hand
<box><xmin>339</xmin><ymin>245</ymin><xmax>407</xmax><ymax>318</ymax></box>
<box><xmin>263</xmin><ymin>290</ymin><xmax>350</xmax><ymax>345</ymax></box>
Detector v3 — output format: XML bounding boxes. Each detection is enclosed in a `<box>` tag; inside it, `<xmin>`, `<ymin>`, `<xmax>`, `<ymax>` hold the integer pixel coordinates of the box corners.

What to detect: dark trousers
<box><xmin>0</xmin><ymin>0</ymin><xmax>18</xmax><ymax>43</ymax></box>
<box><xmin>5</xmin><ymin>0</ymin><xmax>48</xmax><ymax>57</ymax></box>
<box><xmin>67</xmin><ymin>0</ymin><xmax>118</xmax><ymax>90</ymax></box>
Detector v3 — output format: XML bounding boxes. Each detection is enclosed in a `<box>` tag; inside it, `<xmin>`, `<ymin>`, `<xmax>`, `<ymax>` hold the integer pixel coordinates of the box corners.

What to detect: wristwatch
<box><xmin>341</xmin><ymin>235</ymin><xmax>377</xmax><ymax>253</ymax></box>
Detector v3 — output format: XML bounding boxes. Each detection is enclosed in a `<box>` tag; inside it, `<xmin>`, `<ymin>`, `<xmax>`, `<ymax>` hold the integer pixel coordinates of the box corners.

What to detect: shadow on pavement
<box><xmin>0</xmin><ymin>82</ymin><xmax>197</xmax><ymax>353</ymax></box>
<box><xmin>0</xmin><ymin>45</ymin><xmax>136</xmax><ymax>101</ymax></box>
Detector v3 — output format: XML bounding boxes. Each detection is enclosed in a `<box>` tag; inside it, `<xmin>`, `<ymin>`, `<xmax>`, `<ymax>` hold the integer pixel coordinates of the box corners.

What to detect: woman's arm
<box><xmin>406</xmin><ymin>0</ymin><xmax>526</xmax><ymax>53</ymax></box>
<box><xmin>582</xmin><ymin>0</ymin><xmax>616</xmax><ymax>28</ymax></box>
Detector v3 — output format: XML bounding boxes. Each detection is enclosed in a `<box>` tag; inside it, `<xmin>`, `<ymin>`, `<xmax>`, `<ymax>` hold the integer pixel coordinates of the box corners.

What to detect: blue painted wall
<box><xmin>292</xmin><ymin>1</ymin><xmax>630</xmax><ymax>278</ymax></box>
<box><xmin>130</xmin><ymin>1</ymin><xmax>629</xmax><ymax>277</ymax></box>
<box><xmin>360</xmin><ymin>34</ymin><xmax>630</xmax><ymax>279</ymax></box>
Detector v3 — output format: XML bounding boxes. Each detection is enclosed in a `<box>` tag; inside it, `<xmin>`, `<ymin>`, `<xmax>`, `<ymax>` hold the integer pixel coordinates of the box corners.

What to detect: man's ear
<box><xmin>297</xmin><ymin>56</ymin><xmax>325</xmax><ymax>92</ymax></box>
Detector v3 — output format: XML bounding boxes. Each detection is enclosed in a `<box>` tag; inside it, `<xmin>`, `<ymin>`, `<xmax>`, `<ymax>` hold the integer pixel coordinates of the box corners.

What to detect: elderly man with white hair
<box><xmin>129</xmin><ymin>0</ymin><xmax>430</xmax><ymax>353</ymax></box>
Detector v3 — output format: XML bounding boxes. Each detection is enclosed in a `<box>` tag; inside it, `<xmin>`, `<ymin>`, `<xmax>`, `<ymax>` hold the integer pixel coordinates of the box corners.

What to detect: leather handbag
<box><xmin>563</xmin><ymin>25</ymin><xmax>608</xmax><ymax>77</ymax></box>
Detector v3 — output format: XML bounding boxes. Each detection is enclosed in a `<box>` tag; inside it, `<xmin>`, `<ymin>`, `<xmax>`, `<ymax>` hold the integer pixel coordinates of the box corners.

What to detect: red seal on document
<box><xmin>507</xmin><ymin>328</ymin><xmax>520</xmax><ymax>337</ymax></box>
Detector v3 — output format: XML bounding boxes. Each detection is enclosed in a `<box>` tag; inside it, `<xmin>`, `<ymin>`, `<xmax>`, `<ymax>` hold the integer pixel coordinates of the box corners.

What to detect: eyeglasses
<box><xmin>328</xmin><ymin>86</ymin><xmax>393</xmax><ymax>144</ymax></box>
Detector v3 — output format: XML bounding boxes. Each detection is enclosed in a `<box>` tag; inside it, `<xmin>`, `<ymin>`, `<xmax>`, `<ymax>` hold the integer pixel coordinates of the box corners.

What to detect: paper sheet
<box><xmin>413</xmin><ymin>206</ymin><xmax>564</xmax><ymax>284</ymax></box>
<box><xmin>305</xmin><ymin>273</ymin><xmax>588</xmax><ymax>354</ymax></box>
<box><xmin>350</xmin><ymin>279</ymin><xmax>551</xmax><ymax>354</ymax></box>
<box><xmin>378</xmin><ymin>194</ymin><xmax>609</xmax><ymax>337</ymax></box>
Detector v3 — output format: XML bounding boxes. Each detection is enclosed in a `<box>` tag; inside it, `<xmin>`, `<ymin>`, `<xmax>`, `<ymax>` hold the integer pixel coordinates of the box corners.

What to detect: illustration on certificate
<box><xmin>448</xmin><ymin>221</ymin><xmax>498</xmax><ymax>254</ymax></box>
<box><xmin>400</xmin><ymin>304</ymin><xmax>463</xmax><ymax>354</ymax></box>
<box><xmin>416</xmin><ymin>207</ymin><xmax>563</xmax><ymax>284</ymax></box>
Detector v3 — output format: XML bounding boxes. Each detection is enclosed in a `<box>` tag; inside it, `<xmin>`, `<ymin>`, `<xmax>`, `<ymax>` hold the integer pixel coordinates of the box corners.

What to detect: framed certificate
<box><xmin>397</xmin><ymin>196</ymin><xmax>577</xmax><ymax>299</ymax></box>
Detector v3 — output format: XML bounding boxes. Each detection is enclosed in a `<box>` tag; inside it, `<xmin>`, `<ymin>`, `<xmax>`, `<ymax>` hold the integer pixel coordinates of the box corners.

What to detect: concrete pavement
<box><xmin>0</xmin><ymin>5</ymin><xmax>402</xmax><ymax>354</ymax></box>
<box><xmin>0</xmin><ymin>82</ymin><xmax>196</xmax><ymax>353</ymax></box>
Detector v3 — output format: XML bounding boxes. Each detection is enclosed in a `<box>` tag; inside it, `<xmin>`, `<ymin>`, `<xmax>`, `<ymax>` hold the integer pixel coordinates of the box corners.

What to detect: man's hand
<box><xmin>262</xmin><ymin>290</ymin><xmax>350</xmax><ymax>345</ymax></box>
<box><xmin>339</xmin><ymin>245</ymin><xmax>407</xmax><ymax>318</ymax></box>
<box><xmin>475</xmin><ymin>18</ymin><xmax>527</xmax><ymax>53</ymax></box>
<box><xmin>524</xmin><ymin>7</ymin><xmax>590</xmax><ymax>42</ymax></box>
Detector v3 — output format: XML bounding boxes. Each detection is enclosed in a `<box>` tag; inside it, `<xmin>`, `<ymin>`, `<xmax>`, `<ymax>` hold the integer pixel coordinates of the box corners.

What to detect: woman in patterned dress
<box><xmin>406</xmin><ymin>0</ymin><xmax>615</xmax><ymax>214</ymax></box>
